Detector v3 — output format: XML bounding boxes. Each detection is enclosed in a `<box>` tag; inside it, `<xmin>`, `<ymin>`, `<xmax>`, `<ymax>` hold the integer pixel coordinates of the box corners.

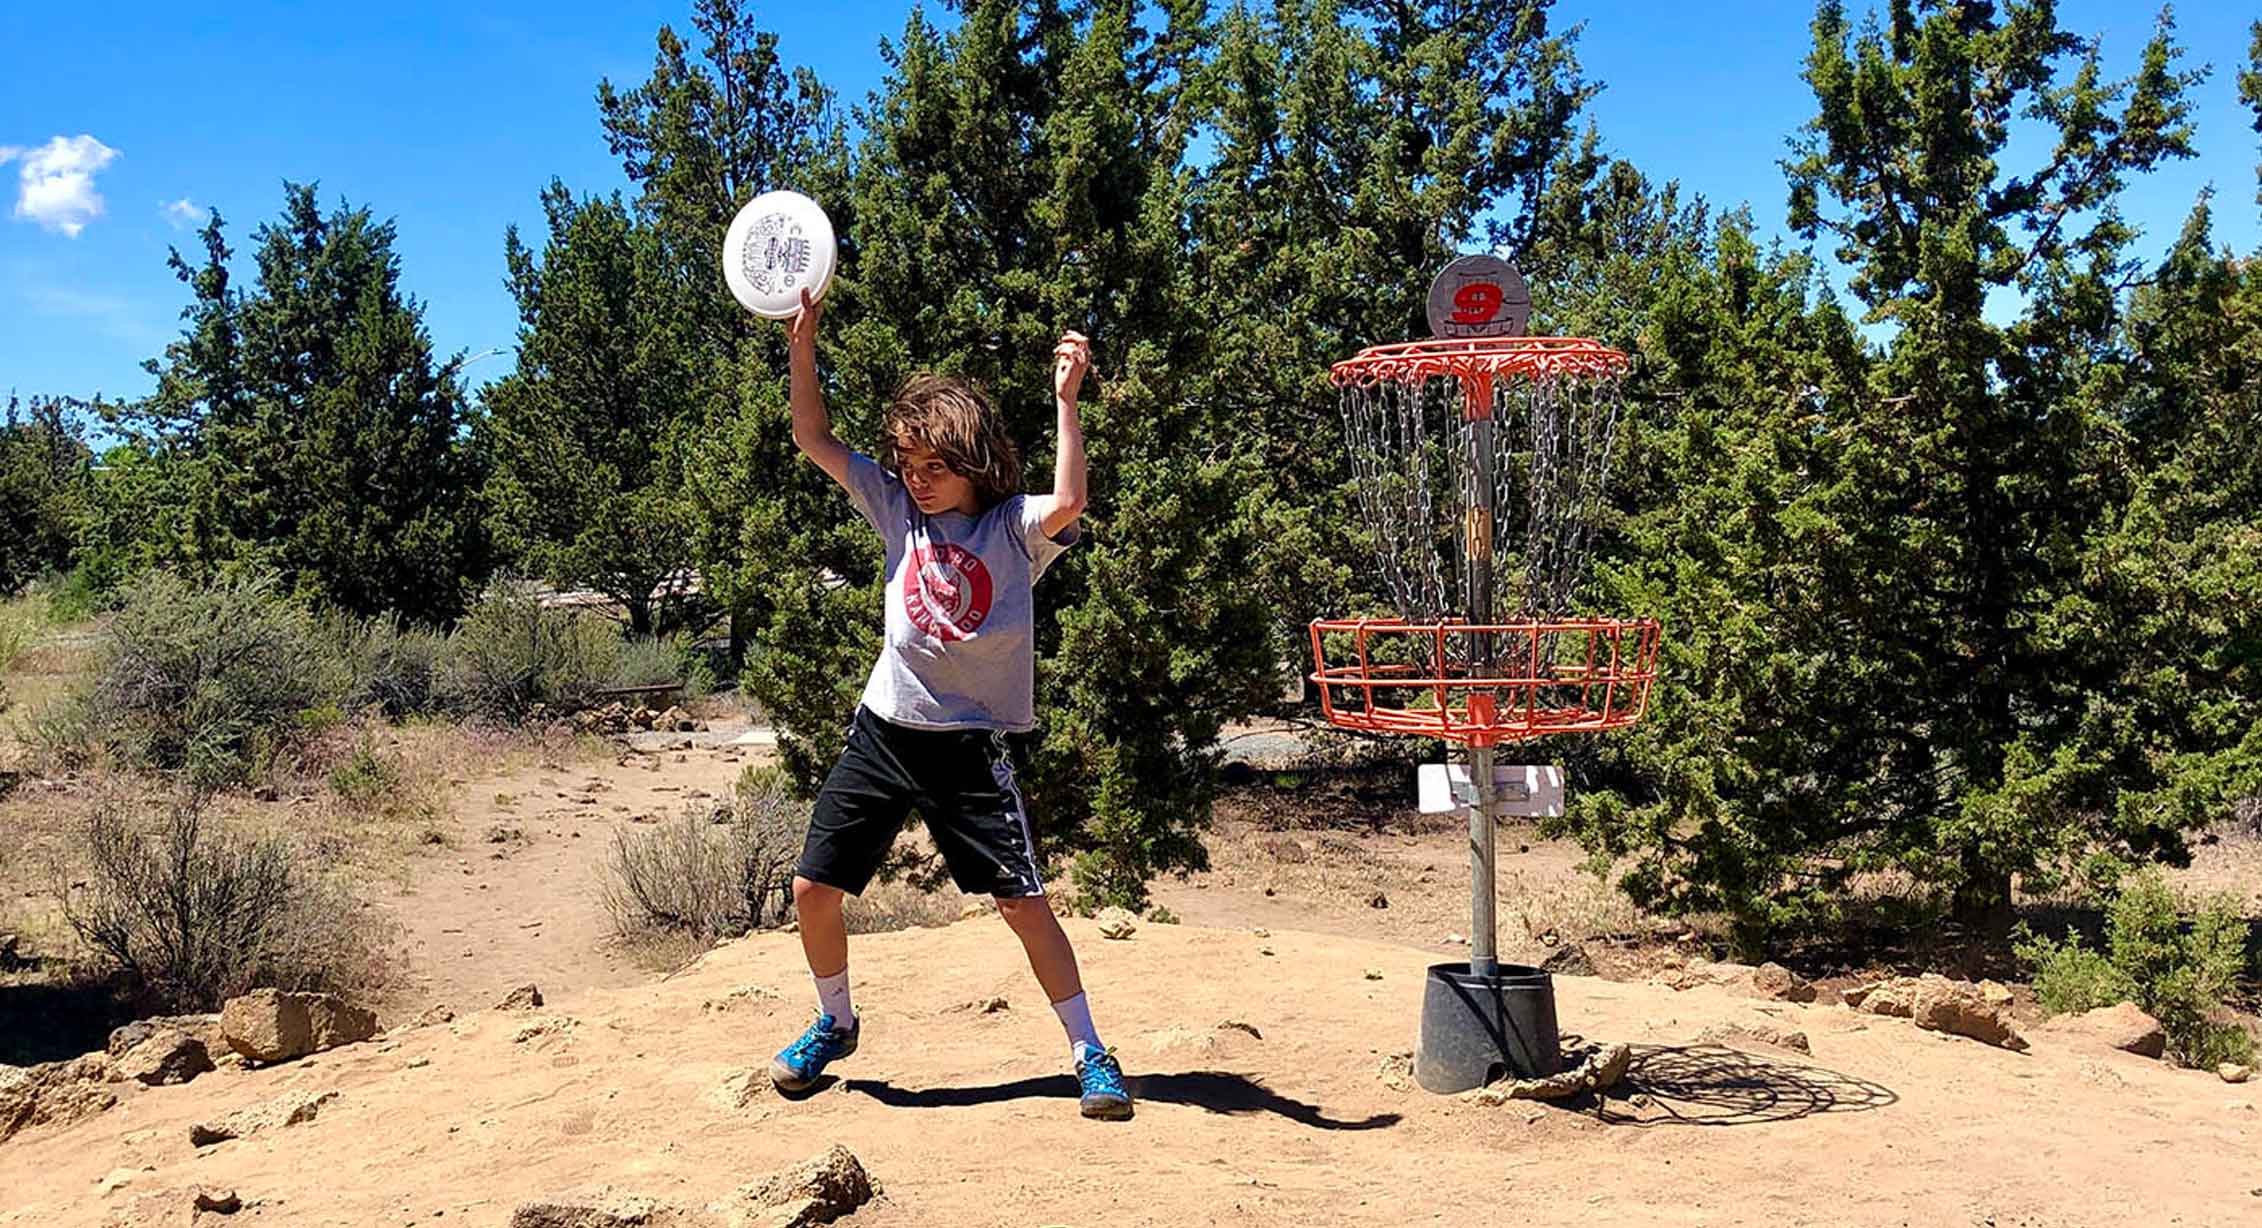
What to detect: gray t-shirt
<box><xmin>839</xmin><ymin>452</ymin><xmax>1077</xmax><ymax>731</ymax></box>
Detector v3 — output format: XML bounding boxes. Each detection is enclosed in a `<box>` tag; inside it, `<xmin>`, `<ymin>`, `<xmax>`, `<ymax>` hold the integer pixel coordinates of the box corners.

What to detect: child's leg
<box><xmin>996</xmin><ymin>898</ymin><xmax>1101</xmax><ymax>1054</ymax></box>
<box><xmin>794</xmin><ymin>876</ymin><xmax>852</xmax><ymax>1022</ymax></box>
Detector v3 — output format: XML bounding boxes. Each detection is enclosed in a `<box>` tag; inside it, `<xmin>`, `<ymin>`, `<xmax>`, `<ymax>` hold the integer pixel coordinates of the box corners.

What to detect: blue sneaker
<box><xmin>1076</xmin><ymin>1047</ymin><xmax>1133</xmax><ymax>1120</ymax></box>
<box><xmin>771</xmin><ymin>1013</ymin><xmax>858</xmax><ymax>1092</ymax></box>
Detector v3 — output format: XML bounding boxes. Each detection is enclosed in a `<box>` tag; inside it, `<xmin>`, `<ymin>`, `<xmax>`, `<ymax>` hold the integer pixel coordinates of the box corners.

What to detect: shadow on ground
<box><xmin>1602</xmin><ymin>1043</ymin><xmax>1898</xmax><ymax>1128</ymax></box>
<box><xmin>0</xmin><ymin>974</ymin><xmax>136</xmax><ymax>1065</ymax></box>
<box><xmin>846</xmin><ymin>1071</ymin><xmax>1401</xmax><ymax>1131</ymax></box>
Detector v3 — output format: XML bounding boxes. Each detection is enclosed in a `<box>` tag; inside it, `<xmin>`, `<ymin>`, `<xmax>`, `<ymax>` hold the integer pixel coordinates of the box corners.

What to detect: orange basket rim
<box><xmin>1330</xmin><ymin>335</ymin><xmax>1630</xmax><ymax>388</ymax></box>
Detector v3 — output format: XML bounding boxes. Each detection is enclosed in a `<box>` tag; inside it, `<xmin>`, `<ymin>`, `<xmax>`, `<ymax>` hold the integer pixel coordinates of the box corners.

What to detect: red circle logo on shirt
<box><xmin>904</xmin><ymin>543</ymin><xmax>994</xmax><ymax>641</ymax></box>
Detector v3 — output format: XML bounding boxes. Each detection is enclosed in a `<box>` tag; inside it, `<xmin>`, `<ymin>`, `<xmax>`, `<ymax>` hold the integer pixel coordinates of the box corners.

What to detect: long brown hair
<box><xmin>880</xmin><ymin>372</ymin><xmax>1023</xmax><ymax>508</ymax></box>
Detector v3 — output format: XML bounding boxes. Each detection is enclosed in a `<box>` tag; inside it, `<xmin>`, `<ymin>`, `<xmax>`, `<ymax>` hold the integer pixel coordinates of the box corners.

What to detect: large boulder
<box><xmin>0</xmin><ymin>1056</ymin><xmax>120</xmax><ymax>1143</ymax></box>
<box><xmin>219</xmin><ymin>989</ymin><xmax>377</xmax><ymax>1063</ymax></box>
<box><xmin>1849</xmin><ymin>974</ymin><xmax>2027</xmax><ymax>1051</ymax></box>
<box><xmin>2043</xmin><ymin>1001</ymin><xmax>2166</xmax><ymax>1060</ymax></box>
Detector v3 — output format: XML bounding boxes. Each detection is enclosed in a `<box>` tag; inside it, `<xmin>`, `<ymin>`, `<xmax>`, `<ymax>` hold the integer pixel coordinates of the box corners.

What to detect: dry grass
<box><xmin>844</xmin><ymin>880</ymin><xmax>960</xmax><ymax>934</ymax></box>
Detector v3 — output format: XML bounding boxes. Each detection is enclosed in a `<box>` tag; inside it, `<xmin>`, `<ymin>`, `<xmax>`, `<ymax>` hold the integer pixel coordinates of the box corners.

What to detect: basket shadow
<box><xmin>1602</xmin><ymin>1043</ymin><xmax>1898</xmax><ymax>1128</ymax></box>
<box><xmin>845</xmin><ymin>1071</ymin><xmax>1402</xmax><ymax>1132</ymax></box>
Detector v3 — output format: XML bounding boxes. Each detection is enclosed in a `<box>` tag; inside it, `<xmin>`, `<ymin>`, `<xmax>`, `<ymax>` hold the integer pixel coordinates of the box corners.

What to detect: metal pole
<box><xmin>1466</xmin><ymin>399</ymin><xmax>1498</xmax><ymax>977</ymax></box>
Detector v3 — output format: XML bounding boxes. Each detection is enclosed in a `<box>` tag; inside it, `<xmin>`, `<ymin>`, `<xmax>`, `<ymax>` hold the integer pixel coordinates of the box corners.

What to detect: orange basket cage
<box><xmin>1308</xmin><ymin>617</ymin><xmax>1661</xmax><ymax>748</ymax></box>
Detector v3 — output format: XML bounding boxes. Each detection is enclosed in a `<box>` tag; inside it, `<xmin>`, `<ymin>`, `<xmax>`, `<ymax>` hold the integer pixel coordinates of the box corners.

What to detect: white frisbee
<box><xmin>722</xmin><ymin>190</ymin><xmax>836</xmax><ymax>319</ymax></box>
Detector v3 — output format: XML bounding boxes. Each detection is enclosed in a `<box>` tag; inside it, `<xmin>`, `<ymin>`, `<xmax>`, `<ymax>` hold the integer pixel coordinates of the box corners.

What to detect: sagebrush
<box><xmin>55</xmin><ymin>790</ymin><xmax>392</xmax><ymax>1010</ymax></box>
<box><xmin>602</xmin><ymin>764</ymin><xmax>807</xmax><ymax>941</ymax></box>
<box><xmin>442</xmin><ymin>580</ymin><xmax>622</xmax><ymax>719</ymax></box>
<box><xmin>50</xmin><ymin>570</ymin><xmax>339</xmax><ymax>789</ymax></box>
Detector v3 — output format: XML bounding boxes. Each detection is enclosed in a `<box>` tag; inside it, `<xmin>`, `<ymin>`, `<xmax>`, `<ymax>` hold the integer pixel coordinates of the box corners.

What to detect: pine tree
<box><xmin>133</xmin><ymin>187</ymin><xmax>488</xmax><ymax>622</ymax></box>
<box><xmin>0</xmin><ymin>393</ymin><xmax>93</xmax><ymax>593</ymax></box>
<box><xmin>483</xmin><ymin>185</ymin><xmax>703</xmax><ymax>635</ymax></box>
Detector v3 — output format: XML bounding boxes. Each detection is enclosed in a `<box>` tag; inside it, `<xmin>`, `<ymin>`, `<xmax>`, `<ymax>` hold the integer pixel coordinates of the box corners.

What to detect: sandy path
<box><xmin>376</xmin><ymin>734</ymin><xmax>763</xmax><ymax>1014</ymax></box>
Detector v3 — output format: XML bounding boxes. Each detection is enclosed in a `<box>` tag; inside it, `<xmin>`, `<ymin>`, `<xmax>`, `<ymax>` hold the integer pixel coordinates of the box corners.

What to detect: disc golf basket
<box><xmin>1310</xmin><ymin>255</ymin><xmax>1660</xmax><ymax>1093</ymax></box>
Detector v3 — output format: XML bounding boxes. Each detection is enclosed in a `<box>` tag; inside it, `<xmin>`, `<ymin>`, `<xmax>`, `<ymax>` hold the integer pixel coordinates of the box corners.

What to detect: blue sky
<box><xmin>3</xmin><ymin>1</ymin><xmax>2257</xmax><ymax>406</ymax></box>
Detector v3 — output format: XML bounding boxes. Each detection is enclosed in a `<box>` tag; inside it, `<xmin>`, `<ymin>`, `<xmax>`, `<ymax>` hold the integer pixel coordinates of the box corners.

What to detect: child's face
<box><xmin>895</xmin><ymin>440</ymin><xmax>979</xmax><ymax>515</ymax></box>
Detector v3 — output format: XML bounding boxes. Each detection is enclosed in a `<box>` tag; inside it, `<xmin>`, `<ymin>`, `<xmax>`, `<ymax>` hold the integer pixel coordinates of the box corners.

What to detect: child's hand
<box><xmin>789</xmin><ymin>288</ymin><xmax>823</xmax><ymax>352</ymax></box>
<box><xmin>1053</xmin><ymin>330</ymin><xmax>1091</xmax><ymax>403</ymax></box>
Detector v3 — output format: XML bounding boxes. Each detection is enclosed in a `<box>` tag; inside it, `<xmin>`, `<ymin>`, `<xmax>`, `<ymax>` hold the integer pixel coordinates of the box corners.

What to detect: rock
<box><xmin>1363</xmin><ymin>968</ymin><xmax>1384</xmax><ymax>981</ymax></box>
<box><xmin>192</xmin><ymin>1187</ymin><xmax>243</xmax><ymax>1214</ymax></box>
<box><xmin>1367</xmin><ymin>891</ymin><xmax>1389</xmax><ymax>909</ymax></box>
<box><xmin>510</xmin><ymin>1187</ymin><xmax>669</xmax><ymax>1228</ymax></box>
<box><xmin>1695</xmin><ymin>1021</ymin><xmax>1812</xmax><ymax>1055</ymax></box>
<box><xmin>107</xmin><ymin>1013</ymin><xmax>223</xmax><ymax>1057</ymax></box>
<box><xmin>958</xmin><ymin>899</ymin><xmax>995</xmax><ymax>921</ymax></box>
<box><xmin>1538</xmin><ymin>944</ymin><xmax>1595</xmax><ymax>977</ymax></box>
<box><xmin>189</xmin><ymin>1088</ymin><xmax>338</xmax><ymax>1146</ymax></box>
<box><xmin>2221</xmin><ymin>1063</ymin><xmax>2253</xmax><ymax>1084</ymax></box>
<box><xmin>513</xmin><ymin>1015</ymin><xmax>577</xmax><ymax>1044</ymax></box>
<box><xmin>1852</xmin><ymin>975</ymin><xmax>2026</xmax><ymax>1051</ymax></box>
<box><xmin>0</xmin><ymin>934</ymin><xmax>20</xmax><ymax>969</ymax></box>
<box><xmin>0</xmin><ymin>1056</ymin><xmax>120</xmax><ymax>1143</ymax></box>
<box><xmin>1217</xmin><ymin>1019</ymin><xmax>1263</xmax><ymax>1040</ymax></box>
<box><xmin>106</xmin><ymin>1020</ymin><xmax>161</xmax><ymax>1056</ymax></box>
<box><xmin>722</xmin><ymin>1144</ymin><xmax>877</xmax><ymax>1228</ymax></box>
<box><xmin>1376</xmin><ymin>1050</ymin><xmax>1415</xmax><ymax>1092</ymax></box>
<box><xmin>706</xmin><ymin>1069</ymin><xmax>768</xmax><ymax>1112</ymax></box>
<box><xmin>949</xmin><ymin>996</ymin><xmax>1010</xmax><ymax>1015</ymax></box>
<box><xmin>1978</xmin><ymin>979</ymin><xmax>2014</xmax><ymax>1007</ymax></box>
<box><xmin>113</xmin><ymin>1028</ymin><xmax>215</xmax><ymax>1086</ymax></box>
<box><xmin>1094</xmin><ymin>907</ymin><xmax>1138</xmax><ymax>940</ymax></box>
<box><xmin>497</xmin><ymin>984</ymin><xmax>546</xmax><ymax>1011</ymax></box>
<box><xmin>97</xmin><ymin>1166</ymin><xmax>148</xmax><ymax>1195</ymax></box>
<box><xmin>2046</xmin><ymin>1002</ymin><xmax>2166</xmax><ymax>1060</ymax></box>
<box><xmin>486</xmin><ymin>825</ymin><xmax>525</xmax><ymax>843</ymax></box>
<box><xmin>412</xmin><ymin>1004</ymin><xmax>457</xmax><ymax>1028</ymax></box>
<box><xmin>220</xmin><ymin>989</ymin><xmax>378</xmax><ymax>1062</ymax></box>
<box><xmin>1256</xmin><ymin>835</ymin><xmax>1308</xmax><ymax>863</ymax></box>
<box><xmin>1464</xmin><ymin>1043</ymin><xmax>1633</xmax><ymax>1105</ymax></box>
<box><xmin>1444</xmin><ymin>933</ymin><xmax>1467</xmax><ymax>946</ymax></box>
<box><xmin>1250</xmin><ymin>928</ymin><xmax>1269</xmax><ymax>939</ymax></box>
<box><xmin>702</xmin><ymin>985</ymin><xmax>782</xmax><ymax>1012</ymax></box>
<box><xmin>1747</xmin><ymin>962</ymin><xmax>1817</xmax><ymax>1004</ymax></box>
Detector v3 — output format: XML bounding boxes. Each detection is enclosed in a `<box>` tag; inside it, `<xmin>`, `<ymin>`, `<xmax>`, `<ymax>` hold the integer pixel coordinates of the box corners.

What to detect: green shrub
<box><xmin>43</xmin><ymin>566</ymin><xmax>105</xmax><ymax>623</ymax></box>
<box><xmin>2018</xmin><ymin>870</ymin><xmax>2258</xmax><ymax>1068</ymax></box>
<box><xmin>328</xmin><ymin>739</ymin><xmax>399</xmax><ymax>805</ymax></box>
<box><xmin>56</xmin><ymin>570</ymin><xmax>340</xmax><ymax>789</ymax></box>
<box><xmin>334</xmin><ymin>614</ymin><xmax>449</xmax><ymax>718</ymax></box>
<box><xmin>614</xmin><ymin>634</ymin><xmax>688</xmax><ymax>689</ymax></box>
<box><xmin>440</xmin><ymin>581</ymin><xmax>621</xmax><ymax>720</ymax></box>
<box><xmin>55</xmin><ymin>790</ymin><xmax>393</xmax><ymax>1010</ymax></box>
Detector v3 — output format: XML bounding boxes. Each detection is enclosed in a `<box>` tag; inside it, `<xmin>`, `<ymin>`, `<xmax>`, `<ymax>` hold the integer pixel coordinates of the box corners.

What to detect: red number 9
<box><xmin>1451</xmin><ymin>281</ymin><xmax>1504</xmax><ymax>324</ymax></box>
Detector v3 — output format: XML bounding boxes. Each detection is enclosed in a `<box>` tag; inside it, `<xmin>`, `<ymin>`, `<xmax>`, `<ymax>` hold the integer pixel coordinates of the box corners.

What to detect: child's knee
<box><xmin>794</xmin><ymin>876</ymin><xmax>846</xmax><ymax>912</ymax></box>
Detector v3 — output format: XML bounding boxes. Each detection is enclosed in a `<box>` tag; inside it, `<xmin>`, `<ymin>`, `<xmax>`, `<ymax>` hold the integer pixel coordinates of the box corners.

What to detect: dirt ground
<box><xmin>4</xmin><ymin>690</ymin><xmax>2261</xmax><ymax>1225</ymax></box>
<box><xmin>4</xmin><ymin>910</ymin><xmax>2258</xmax><ymax>1227</ymax></box>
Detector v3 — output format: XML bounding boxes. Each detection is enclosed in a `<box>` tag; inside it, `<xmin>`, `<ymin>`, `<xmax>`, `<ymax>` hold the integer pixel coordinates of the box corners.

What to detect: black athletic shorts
<box><xmin>796</xmin><ymin>706</ymin><xmax>1046</xmax><ymax>899</ymax></box>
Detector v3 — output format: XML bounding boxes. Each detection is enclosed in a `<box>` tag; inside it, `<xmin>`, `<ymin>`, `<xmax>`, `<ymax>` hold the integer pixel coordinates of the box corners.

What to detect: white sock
<box><xmin>814</xmin><ymin>969</ymin><xmax>854</xmax><ymax>1029</ymax></box>
<box><xmin>1051</xmin><ymin>991</ymin><xmax>1102</xmax><ymax>1060</ymax></box>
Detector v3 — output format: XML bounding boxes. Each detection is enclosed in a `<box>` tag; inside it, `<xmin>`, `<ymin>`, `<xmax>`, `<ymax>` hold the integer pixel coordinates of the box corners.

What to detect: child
<box><xmin>770</xmin><ymin>288</ymin><xmax>1130</xmax><ymax>1121</ymax></box>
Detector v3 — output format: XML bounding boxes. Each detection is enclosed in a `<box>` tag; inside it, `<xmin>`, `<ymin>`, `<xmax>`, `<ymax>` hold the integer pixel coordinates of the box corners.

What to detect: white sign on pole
<box><xmin>1416</xmin><ymin>763</ymin><xmax>1565</xmax><ymax>817</ymax></box>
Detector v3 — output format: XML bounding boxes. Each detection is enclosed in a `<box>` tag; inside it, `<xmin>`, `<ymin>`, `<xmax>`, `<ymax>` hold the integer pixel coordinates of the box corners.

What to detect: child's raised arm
<box><xmin>787</xmin><ymin>288</ymin><xmax>853</xmax><ymax>487</ymax></box>
<box><xmin>1031</xmin><ymin>330</ymin><xmax>1090</xmax><ymax>539</ymax></box>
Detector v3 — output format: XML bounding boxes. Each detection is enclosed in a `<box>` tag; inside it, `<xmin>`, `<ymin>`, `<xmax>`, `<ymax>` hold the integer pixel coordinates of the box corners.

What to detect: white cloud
<box><xmin>160</xmin><ymin>197</ymin><xmax>208</xmax><ymax>229</ymax></box>
<box><xmin>0</xmin><ymin>134</ymin><xmax>122</xmax><ymax>237</ymax></box>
